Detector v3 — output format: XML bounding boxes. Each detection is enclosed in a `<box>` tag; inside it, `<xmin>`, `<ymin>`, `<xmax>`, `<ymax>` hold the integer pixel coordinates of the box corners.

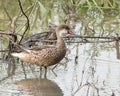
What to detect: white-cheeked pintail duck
<box><xmin>11</xmin><ymin>24</ymin><xmax>72</xmax><ymax>77</ymax></box>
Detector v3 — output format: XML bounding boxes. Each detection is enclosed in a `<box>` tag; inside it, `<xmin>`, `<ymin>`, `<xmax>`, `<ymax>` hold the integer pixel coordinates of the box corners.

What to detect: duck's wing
<box><xmin>16</xmin><ymin>45</ymin><xmax>54</xmax><ymax>54</ymax></box>
<box><xmin>23</xmin><ymin>45</ymin><xmax>55</xmax><ymax>54</ymax></box>
<box><xmin>28</xmin><ymin>45</ymin><xmax>55</xmax><ymax>51</ymax></box>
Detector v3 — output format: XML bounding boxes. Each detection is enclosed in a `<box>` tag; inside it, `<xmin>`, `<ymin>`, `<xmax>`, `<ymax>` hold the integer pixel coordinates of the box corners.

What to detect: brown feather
<box><xmin>11</xmin><ymin>24</ymin><xmax>71</xmax><ymax>67</ymax></box>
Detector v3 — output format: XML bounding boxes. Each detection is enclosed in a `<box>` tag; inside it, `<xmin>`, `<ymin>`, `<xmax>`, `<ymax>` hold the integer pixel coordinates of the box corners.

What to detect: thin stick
<box><xmin>17</xmin><ymin>0</ymin><xmax>30</xmax><ymax>44</ymax></box>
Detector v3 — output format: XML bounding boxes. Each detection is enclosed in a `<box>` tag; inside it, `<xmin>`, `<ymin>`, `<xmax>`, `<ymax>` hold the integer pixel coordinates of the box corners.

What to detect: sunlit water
<box><xmin>0</xmin><ymin>43</ymin><xmax>120</xmax><ymax>96</ymax></box>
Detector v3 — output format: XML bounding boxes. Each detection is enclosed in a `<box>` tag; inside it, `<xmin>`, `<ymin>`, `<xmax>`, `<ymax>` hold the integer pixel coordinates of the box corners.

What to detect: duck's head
<box><xmin>56</xmin><ymin>24</ymin><xmax>72</xmax><ymax>37</ymax></box>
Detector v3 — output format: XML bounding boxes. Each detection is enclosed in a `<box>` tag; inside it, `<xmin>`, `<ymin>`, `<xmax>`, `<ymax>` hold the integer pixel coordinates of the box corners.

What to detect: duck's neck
<box><xmin>56</xmin><ymin>35</ymin><xmax>66</xmax><ymax>49</ymax></box>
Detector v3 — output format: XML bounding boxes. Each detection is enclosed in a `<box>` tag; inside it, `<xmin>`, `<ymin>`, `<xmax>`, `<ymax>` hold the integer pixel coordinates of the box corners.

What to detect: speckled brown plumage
<box><xmin>11</xmin><ymin>24</ymin><xmax>72</xmax><ymax>77</ymax></box>
<box><xmin>18</xmin><ymin>45</ymin><xmax>66</xmax><ymax>67</ymax></box>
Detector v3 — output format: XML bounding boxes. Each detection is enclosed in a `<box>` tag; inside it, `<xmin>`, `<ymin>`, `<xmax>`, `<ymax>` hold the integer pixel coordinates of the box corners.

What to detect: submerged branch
<box><xmin>21</xmin><ymin>35</ymin><xmax>119</xmax><ymax>45</ymax></box>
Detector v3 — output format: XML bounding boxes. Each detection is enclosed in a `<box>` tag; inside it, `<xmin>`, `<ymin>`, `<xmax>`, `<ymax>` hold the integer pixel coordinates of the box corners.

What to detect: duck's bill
<box><xmin>67</xmin><ymin>30</ymin><xmax>73</xmax><ymax>34</ymax></box>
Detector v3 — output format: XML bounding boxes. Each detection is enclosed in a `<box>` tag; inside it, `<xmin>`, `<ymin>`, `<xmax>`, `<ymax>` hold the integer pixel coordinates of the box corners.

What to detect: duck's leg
<box><xmin>39</xmin><ymin>66</ymin><xmax>42</xmax><ymax>78</ymax></box>
<box><xmin>44</xmin><ymin>66</ymin><xmax>47</xmax><ymax>78</ymax></box>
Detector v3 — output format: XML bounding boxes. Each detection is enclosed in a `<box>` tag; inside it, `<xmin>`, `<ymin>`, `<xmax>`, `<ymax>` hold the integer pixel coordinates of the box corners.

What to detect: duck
<box><xmin>21</xmin><ymin>23</ymin><xmax>57</xmax><ymax>47</ymax></box>
<box><xmin>11</xmin><ymin>24</ymin><xmax>72</xmax><ymax>77</ymax></box>
<box><xmin>21</xmin><ymin>31</ymin><xmax>57</xmax><ymax>48</ymax></box>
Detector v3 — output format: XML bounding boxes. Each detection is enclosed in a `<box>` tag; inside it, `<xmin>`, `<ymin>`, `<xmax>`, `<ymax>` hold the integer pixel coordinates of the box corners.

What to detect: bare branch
<box><xmin>17</xmin><ymin>0</ymin><xmax>30</xmax><ymax>44</ymax></box>
<box><xmin>3</xmin><ymin>5</ymin><xmax>12</xmax><ymax>21</ymax></box>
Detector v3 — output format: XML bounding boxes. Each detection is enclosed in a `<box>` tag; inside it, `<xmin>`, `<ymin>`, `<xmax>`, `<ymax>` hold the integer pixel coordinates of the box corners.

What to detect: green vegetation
<box><xmin>0</xmin><ymin>0</ymin><xmax>119</xmax><ymax>31</ymax></box>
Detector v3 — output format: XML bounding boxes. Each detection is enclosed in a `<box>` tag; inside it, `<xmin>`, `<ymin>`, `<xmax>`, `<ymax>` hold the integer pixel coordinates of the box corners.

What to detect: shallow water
<box><xmin>0</xmin><ymin>42</ymin><xmax>120</xmax><ymax>96</ymax></box>
<box><xmin>0</xmin><ymin>8</ymin><xmax>120</xmax><ymax>95</ymax></box>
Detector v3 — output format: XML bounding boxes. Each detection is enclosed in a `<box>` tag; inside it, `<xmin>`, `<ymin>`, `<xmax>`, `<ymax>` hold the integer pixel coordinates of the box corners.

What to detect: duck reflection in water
<box><xmin>15</xmin><ymin>78</ymin><xmax>63</xmax><ymax>96</ymax></box>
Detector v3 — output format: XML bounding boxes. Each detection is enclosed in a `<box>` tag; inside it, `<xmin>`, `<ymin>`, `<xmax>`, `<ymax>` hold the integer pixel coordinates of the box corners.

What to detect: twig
<box><xmin>22</xmin><ymin>38</ymin><xmax>115</xmax><ymax>44</ymax></box>
<box><xmin>64</xmin><ymin>35</ymin><xmax>118</xmax><ymax>40</ymax></box>
<box><xmin>86</xmin><ymin>86</ymin><xmax>90</xmax><ymax>96</ymax></box>
<box><xmin>21</xmin><ymin>62</ymin><xmax>27</xmax><ymax>79</ymax></box>
<box><xmin>78</xmin><ymin>57</ymin><xmax>89</xmax><ymax>89</ymax></box>
<box><xmin>18</xmin><ymin>0</ymin><xmax>30</xmax><ymax>44</ymax></box>
<box><xmin>0</xmin><ymin>50</ymin><xmax>9</xmax><ymax>52</ymax></box>
<box><xmin>3</xmin><ymin>5</ymin><xmax>12</xmax><ymax>21</ymax></box>
<box><xmin>72</xmin><ymin>83</ymin><xmax>100</xmax><ymax>96</ymax></box>
<box><xmin>0</xmin><ymin>31</ymin><xmax>17</xmax><ymax>42</ymax></box>
<box><xmin>21</xmin><ymin>34</ymin><xmax>120</xmax><ymax>45</ymax></box>
<box><xmin>19</xmin><ymin>4</ymin><xmax>34</xmax><ymax>17</ymax></box>
<box><xmin>65</xmin><ymin>40</ymin><xmax>115</xmax><ymax>43</ymax></box>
